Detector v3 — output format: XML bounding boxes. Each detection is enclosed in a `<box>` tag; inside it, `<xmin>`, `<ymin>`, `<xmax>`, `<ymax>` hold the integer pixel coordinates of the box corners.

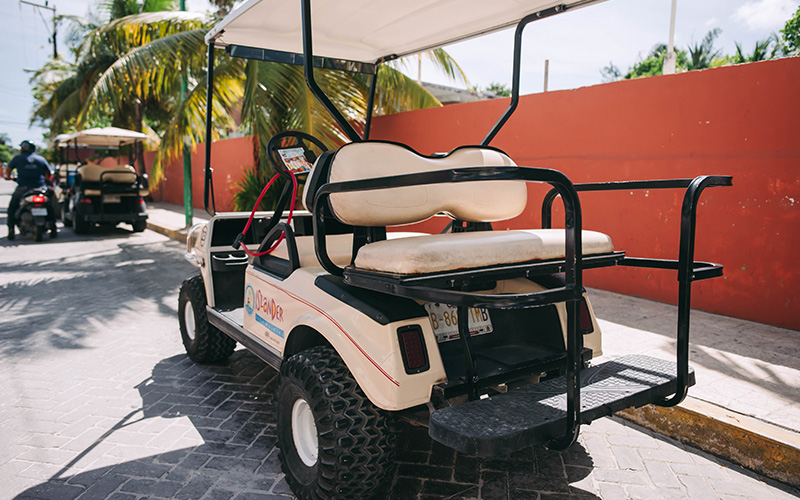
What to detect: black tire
<box><xmin>277</xmin><ymin>346</ymin><xmax>396</xmax><ymax>500</ymax></box>
<box><xmin>132</xmin><ymin>220</ymin><xmax>147</xmax><ymax>233</ymax></box>
<box><xmin>73</xmin><ymin>206</ymin><xmax>89</xmax><ymax>234</ymax></box>
<box><xmin>34</xmin><ymin>224</ymin><xmax>44</xmax><ymax>242</ymax></box>
<box><xmin>178</xmin><ymin>275</ymin><xmax>236</xmax><ymax>363</ymax></box>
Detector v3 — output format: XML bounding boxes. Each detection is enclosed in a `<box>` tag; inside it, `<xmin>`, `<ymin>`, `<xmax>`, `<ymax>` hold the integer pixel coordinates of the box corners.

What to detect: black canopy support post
<box><xmin>482</xmin><ymin>5</ymin><xmax>567</xmax><ymax>146</ymax></box>
<box><xmin>364</xmin><ymin>68</ymin><xmax>379</xmax><ymax>140</ymax></box>
<box><xmin>300</xmin><ymin>0</ymin><xmax>362</xmax><ymax>143</ymax></box>
<box><xmin>204</xmin><ymin>42</ymin><xmax>217</xmax><ymax>216</ymax></box>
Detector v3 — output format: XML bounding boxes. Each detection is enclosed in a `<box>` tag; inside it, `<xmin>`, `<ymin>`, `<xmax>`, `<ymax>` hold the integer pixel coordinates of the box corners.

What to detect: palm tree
<box><xmin>687</xmin><ymin>28</ymin><xmax>722</xmax><ymax>70</ymax></box>
<box><xmin>733</xmin><ymin>35</ymin><xmax>780</xmax><ymax>64</ymax></box>
<box><xmin>32</xmin><ymin>1</ymin><xmax>467</xmax><ymax>190</ymax></box>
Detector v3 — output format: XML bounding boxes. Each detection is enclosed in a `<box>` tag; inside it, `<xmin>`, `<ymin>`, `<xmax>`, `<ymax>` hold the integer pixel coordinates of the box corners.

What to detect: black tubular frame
<box><xmin>204</xmin><ymin>42</ymin><xmax>217</xmax><ymax>216</ymax></box>
<box><xmin>300</xmin><ymin>0</ymin><xmax>362</xmax><ymax>143</ymax></box>
<box><xmin>314</xmin><ymin>165</ymin><xmax>586</xmax><ymax>447</ymax></box>
<box><xmin>482</xmin><ymin>4</ymin><xmax>568</xmax><ymax>146</ymax></box>
<box><xmin>541</xmin><ymin>175</ymin><xmax>732</xmax><ymax>406</ymax></box>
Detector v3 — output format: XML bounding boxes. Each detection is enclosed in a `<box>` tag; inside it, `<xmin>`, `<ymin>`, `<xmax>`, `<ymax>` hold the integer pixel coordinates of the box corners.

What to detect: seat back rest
<box><xmin>302</xmin><ymin>150</ymin><xmax>337</xmax><ymax>212</ymax></box>
<box><xmin>77</xmin><ymin>163</ymin><xmax>138</xmax><ymax>184</ymax></box>
<box><xmin>315</xmin><ymin>142</ymin><xmax>526</xmax><ymax>227</ymax></box>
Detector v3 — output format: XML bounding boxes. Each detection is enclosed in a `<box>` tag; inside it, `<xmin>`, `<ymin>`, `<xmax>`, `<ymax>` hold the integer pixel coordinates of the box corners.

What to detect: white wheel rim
<box><xmin>184</xmin><ymin>301</ymin><xmax>196</xmax><ymax>341</ymax></box>
<box><xmin>291</xmin><ymin>398</ymin><xmax>318</xmax><ymax>467</ymax></box>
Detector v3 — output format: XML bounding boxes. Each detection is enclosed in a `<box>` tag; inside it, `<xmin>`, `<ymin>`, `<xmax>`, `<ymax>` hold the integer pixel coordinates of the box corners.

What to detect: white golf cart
<box><xmin>55</xmin><ymin>127</ymin><xmax>150</xmax><ymax>234</ymax></box>
<box><xmin>179</xmin><ymin>1</ymin><xmax>732</xmax><ymax>498</ymax></box>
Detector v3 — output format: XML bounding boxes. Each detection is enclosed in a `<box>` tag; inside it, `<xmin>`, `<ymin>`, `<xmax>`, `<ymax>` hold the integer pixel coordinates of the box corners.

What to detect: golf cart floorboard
<box><xmin>428</xmin><ymin>354</ymin><xmax>694</xmax><ymax>457</ymax></box>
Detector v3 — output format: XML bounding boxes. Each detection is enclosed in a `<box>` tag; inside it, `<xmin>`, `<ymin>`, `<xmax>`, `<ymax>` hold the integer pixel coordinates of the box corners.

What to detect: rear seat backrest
<box><xmin>312</xmin><ymin>142</ymin><xmax>526</xmax><ymax>227</ymax></box>
<box><xmin>77</xmin><ymin>163</ymin><xmax>138</xmax><ymax>184</ymax></box>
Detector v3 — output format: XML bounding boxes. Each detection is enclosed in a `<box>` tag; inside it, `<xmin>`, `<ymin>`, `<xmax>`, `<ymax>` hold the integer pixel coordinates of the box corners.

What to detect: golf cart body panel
<box><xmin>179</xmin><ymin>1</ymin><xmax>732</xmax><ymax>495</ymax></box>
<box><xmin>55</xmin><ymin>127</ymin><xmax>150</xmax><ymax>232</ymax></box>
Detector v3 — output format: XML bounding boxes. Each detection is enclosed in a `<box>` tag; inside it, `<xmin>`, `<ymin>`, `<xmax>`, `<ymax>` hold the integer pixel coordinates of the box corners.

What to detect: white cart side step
<box><xmin>428</xmin><ymin>354</ymin><xmax>694</xmax><ymax>457</ymax></box>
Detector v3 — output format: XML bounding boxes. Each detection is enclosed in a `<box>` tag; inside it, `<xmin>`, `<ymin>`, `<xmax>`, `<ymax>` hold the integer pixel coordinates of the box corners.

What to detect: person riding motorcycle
<box><xmin>6</xmin><ymin>140</ymin><xmax>57</xmax><ymax>240</ymax></box>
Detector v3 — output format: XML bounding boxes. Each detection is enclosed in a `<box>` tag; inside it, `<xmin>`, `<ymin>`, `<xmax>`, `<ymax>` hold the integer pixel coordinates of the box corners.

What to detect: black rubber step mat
<box><xmin>429</xmin><ymin>354</ymin><xmax>694</xmax><ymax>456</ymax></box>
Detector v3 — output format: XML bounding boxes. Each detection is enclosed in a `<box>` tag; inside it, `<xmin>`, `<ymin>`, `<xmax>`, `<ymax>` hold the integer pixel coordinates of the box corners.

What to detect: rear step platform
<box><xmin>429</xmin><ymin>354</ymin><xmax>694</xmax><ymax>456</ymax></box>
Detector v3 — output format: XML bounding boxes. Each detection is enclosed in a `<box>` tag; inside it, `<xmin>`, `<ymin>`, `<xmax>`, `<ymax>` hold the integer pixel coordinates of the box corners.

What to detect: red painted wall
<box><xmin>370</xmin><ymin>58</ymin><xmax>800</xmax><ymax>331</ymax></box>
<box><xmin>149</xmin><ymin>135</ymin><xmax>256</xmax><ymax>212</ymax></box>
<box><xmin>150</xmin><ymin>59</ymin><xmax>799</xmax><ymax>330</ymax></box>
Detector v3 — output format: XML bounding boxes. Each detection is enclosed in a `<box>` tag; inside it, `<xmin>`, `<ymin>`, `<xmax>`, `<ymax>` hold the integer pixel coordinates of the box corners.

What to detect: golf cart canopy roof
<box><xmin>55</xmin><ymin>127</ymin><xmax>148</xmax><ymax>148</ymax></box>
<box><xmin>207</xmin><ymin>0</ymin><xmax>607</xmax><ymax>65</ymax></box>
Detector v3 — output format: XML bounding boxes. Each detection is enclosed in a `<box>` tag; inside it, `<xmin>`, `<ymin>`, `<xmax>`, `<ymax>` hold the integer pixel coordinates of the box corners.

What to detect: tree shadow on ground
<box><xmin>15</xmin><ymin>351</ymin><xmax>599</xmax><ymax>500</ymax></box>
<box><xmin>0</xmin><ymin>240</ymin><xmax>194</xmax><ymax>358</ymax></box>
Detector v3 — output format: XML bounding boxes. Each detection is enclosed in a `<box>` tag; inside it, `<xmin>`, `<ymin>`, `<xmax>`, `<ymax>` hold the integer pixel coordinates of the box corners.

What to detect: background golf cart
<box><xmin>55</xmin><ymin>127</ymin><xmax>150</xmax><ymax>234</ymax></box>
<box><xmin>182</xmin><ymin>1</ymin><xmax>731</xmax><ymax>499</ymax></box>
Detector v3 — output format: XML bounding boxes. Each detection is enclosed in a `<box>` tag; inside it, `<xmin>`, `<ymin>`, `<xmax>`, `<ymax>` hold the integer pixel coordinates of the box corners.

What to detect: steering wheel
<box><xmin>266</xmin><ymin>131</ymin><xmax>328</xmax><ymax>177</ymax></box>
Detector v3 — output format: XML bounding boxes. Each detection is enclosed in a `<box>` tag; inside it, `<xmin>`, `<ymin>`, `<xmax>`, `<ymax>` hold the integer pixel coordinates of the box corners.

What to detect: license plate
<box><xmin>103</xmin><ymin>195</ymin><xmax>121</xmax><ymax>203</ymax></box>
<box><xmin>31</xmin><ymin>208</ymin><xmax>48</xmax><ymax>216</ymax></box>
<box><xmin>424</xmin><ymin>303</ymin><xmax>493</xmax><ymax>343</ymax></box>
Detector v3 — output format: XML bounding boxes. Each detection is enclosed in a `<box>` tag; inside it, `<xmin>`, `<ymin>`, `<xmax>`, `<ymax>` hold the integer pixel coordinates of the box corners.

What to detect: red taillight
<box><xmin>80</xmin><ymin>198</ymin><xmax>92</xmax><ymax>204</ymax></box>
<box><xmin>31</xmin><ymin>195</ymin><xmax>46</xmax><ymax>204</ymax></box>
<box><xmin>397</xmin><ymin>326</ymin><xmax>429</xmax><ymax>374</ymax></box>
<box><xmin>139</xmin><ymin>198</ymin><xmax>145</xmax><ymax>204</ymax></box>
<box><xmin>580</xmin><ymin>299</ymin><xmax>594</xmax><ymax>334</ymax></box>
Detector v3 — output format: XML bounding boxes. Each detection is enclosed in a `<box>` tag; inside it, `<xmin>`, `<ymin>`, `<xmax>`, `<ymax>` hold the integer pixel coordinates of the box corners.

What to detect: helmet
<box><xmin>20</xmin><ymin>140</ymin><xmax>36</xmax><ymax>153</ymax></box>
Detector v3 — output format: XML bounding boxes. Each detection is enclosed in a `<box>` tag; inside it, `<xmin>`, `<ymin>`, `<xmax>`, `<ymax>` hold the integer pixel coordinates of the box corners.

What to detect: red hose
<box><xmin>239</xmin><ymin>170</ymin><xmax>299</xmax><ymax>257</ymax></box>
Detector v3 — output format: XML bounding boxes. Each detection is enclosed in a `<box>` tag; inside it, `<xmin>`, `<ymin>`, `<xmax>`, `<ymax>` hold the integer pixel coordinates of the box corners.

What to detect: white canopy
<box><xmin>55</xmin><ymin>127</ymin><xmax>148</xmax><ymax>148</ymax></box>
<box><xmin>207</xmin><ymin>0</ymin><xmax>607</xmax><ymax>64</ymax></box>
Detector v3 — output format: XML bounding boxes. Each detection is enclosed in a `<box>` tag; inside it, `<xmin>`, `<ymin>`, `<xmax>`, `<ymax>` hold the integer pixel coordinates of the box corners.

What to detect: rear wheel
<box><xmin>34</xmin><ymin>224</ymin><xmax>44</xmax><ymax>242</ymax></box>
<box><xmin>72</xmin><ymin>206</ymin><xmax>89</xmax><ymax>234</ymax></box>
<box><xmin>277</xmin><ymin>346</ymin><xmax>396</xmax><ymax>500</ymax></box>
<box><xmin>132</xmin><ymin>220</ymin><xmax>147</xmax><ymax>233</ymax></box>
<box><xmin>178</xmin><ymin>275</ymin><xmax>236</xmax><ymax>363</ymax></box>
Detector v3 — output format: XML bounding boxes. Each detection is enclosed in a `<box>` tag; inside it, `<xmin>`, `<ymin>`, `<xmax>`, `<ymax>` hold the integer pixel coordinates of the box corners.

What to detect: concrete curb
<box><xmin>147</xmin><ymin>218</ymin><xmax>800</xmax><ymax>488</ymax></box>
<box><xmin>147</xmin><ymin>221</ymin><xmax>188</xmax><ymax>243</ymax></box>
<box><xmin>619</xmin><ymin>397</ymin><xmax>800</xmax><ymax>487</ymax></box>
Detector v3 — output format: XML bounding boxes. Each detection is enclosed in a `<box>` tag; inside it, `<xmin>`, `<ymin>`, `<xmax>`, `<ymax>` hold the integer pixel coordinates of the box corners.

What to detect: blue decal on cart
<box><xmin>256</xmin><ymin>314</ymin><xmax>284</xmax><ymax>338</ymax></box>
<box><xmin>245</xmin><ymin>285</ymin><xmax>254</xmax><ymax>315</ymax></box>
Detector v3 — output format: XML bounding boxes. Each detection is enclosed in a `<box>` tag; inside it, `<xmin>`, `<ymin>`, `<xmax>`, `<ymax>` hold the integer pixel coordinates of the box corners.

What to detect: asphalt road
<box><xmin>1</xmin><ymin>178</ymin><xmax>798</xmax><ymax>500</ymax></box>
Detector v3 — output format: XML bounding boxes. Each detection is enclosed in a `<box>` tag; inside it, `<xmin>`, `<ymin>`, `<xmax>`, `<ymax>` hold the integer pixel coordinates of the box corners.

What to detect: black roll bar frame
<box><xmin>540</xmin><ymin>175</ymin><xmax>732</xmax><ymax>406</ymax></box>
<box><xmin>482</xmin><ymin>4</ymin><xmax>568</xmax><ymax>146</ymax></box>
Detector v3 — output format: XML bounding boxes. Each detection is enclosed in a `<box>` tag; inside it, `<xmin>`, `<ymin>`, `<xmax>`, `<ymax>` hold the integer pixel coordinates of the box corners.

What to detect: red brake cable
<box><xmin>234</xmin><ymin>169</ymin><xmax>299</xmax><ymax>257</ymax></box>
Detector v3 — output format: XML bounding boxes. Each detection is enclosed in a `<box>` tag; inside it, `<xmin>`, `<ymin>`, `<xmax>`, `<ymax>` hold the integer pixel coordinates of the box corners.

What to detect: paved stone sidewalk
<box><xmin>3</xmin><ymin>345</ymin><xmax>799</xmax><ymax>500</ymax></box>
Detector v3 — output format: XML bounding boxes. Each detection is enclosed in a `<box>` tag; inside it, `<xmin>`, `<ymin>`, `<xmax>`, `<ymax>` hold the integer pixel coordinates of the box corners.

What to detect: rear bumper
<box><xmin>81</xmin><ymin>212</ymin><xmax>148</xmax><ymax>224</ymax></box>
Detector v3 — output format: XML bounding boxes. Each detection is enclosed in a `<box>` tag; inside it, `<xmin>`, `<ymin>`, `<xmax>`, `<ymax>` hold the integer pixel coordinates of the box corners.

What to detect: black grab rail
<box><xmin>540</xmin><ymin>175</ymin><xmax>733</xmax><ymax>406</ymax></box>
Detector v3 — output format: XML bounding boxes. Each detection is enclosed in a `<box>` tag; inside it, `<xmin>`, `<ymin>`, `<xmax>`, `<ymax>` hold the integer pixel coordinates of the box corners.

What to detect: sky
<box><xmin>1</xmin><ymin>0</ymin><xmax>797</xmax><ymax>148</ymax></box>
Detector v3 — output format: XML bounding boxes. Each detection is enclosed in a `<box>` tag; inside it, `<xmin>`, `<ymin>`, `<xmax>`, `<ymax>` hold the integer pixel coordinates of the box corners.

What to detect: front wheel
<box><xmin>178</xmin><ymin>275</ymin><xmax>236</xmax><ymax>363</ymax></box>
<box><xmin>277</xmin><ymin>346</ymin><xmax>396</xmax><ymax>500</ymax></box>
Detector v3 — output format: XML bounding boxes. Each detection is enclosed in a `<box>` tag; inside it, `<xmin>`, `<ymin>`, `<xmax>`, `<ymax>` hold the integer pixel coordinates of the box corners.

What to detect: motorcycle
<box><xmin>15</xmin><ymin>186</ymin><xmax>57</xmax><ymax>242</ymax></box>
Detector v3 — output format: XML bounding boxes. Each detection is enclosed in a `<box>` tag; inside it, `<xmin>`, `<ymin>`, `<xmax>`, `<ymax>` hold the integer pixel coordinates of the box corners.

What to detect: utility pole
<box><xmin>663</xmin><ymin>0</ymin><xmax>678</xmax><ymax>75</ymax></box>
<box><xmin>180</xmin><ymin>0</ymin><xmax>193</xmax><ymax>227</ymax></box>
<box><xmin>543</xmin><ymin>59</ymin><xmax>549</xmax><ymax>92</ymax></box>
<box><xmin>19</xmin><ymin>0</ymin><xmax>57</xmax><ymax>59</ymax></box>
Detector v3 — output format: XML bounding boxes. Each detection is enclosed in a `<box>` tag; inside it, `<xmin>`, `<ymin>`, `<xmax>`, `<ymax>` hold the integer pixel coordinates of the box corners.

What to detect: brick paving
<box><xmin>2</xmin><ymin>181</ymin><xmax>799</xmax><ymax>500</ymax></box>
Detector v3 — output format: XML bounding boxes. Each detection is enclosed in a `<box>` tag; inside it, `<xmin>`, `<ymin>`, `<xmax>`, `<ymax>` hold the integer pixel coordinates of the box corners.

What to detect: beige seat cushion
<box><xmin>353</xmin><ymin>229</ymin><xmax>614</xmax><ymax>275</ymax></box>
<box><xmin>307</xmin><ymin>142</ymin><xmax>526</xmax><ymax>226</ymax></box>
<box><xmin>271</xmin><ymin>232</ymin><xmax>427</xmax><ymax>268</ymax></box>
<box><xmin>78</xmin><ymin>163</ymin><xmax>137</xmax><ymax>183</ymax></box>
